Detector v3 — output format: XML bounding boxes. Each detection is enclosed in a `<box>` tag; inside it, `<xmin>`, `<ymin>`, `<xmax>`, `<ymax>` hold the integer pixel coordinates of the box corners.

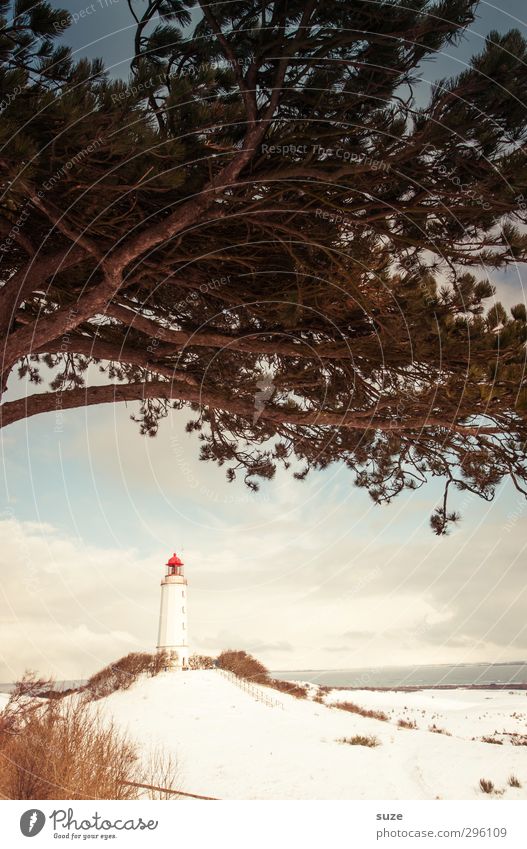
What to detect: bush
<box><xmin>0</xmin><ymin>673</ymin><xmax>55</xmax><ymax>737</ymax></box>
<box><xmin>85</xmin><ymin>651</ymin><xmax>169</xmax><ymax>701</ymax></box>
<box><xmin>0</xmin><ymin>673</ymin><xmax>180</xmax><ymax>800</ymax></box>
<box><xmin>508</xmin><ymin>775</ymin><xmax>521</xmax><ymax>788</ymax></box>
<box><xmin>397</xmin><ymin>718</ymin><xmax>417</xmax><ymax>729</ymax></box>
<box><xmin>216</xmin><ymin>650</ymin><xmax>308</xmax><ymax>698</ymax></box>
<box><xmin>188</xmin><ymin>654</ymin><xmax>215</xmax><ymax>670</ymax></box>
<box><xmin>0</xmin><ymin>683</ymin><xmax>138</xmax><ymax>799</ymax></box>
<box><xmin>266</xmin><ymin>678</ymin><xmax>308</xmax><ymax>699</ymax></box>
<box><xmin>138</xmin><ymin>749</ymin><xmax>181</xmax><ymax>799</ymax></box>
<box><xmin>216</xmin><ymin>650</ymin><xmax>268</xmax><ymax>684</ymax></box>
<box><xmin>337</xmin><ymin>735</ymin><xmax>380</xmax><ymax>747</ymax></box>
<box><xmin>481</xmin><ymin>736</ymin><xmax>503</xmax><ymax>745</ymax></box>
<box><xmin>479</xmin><ymin>778</ymin><xmax>495</xmax><ymax>794</ymax></box>
<box><xmin>150</xmin><ymin>650</ymin><xmax>172</xmax><ymax>677</ymax></box>
<box><xmin>428</xmin><ymin>724</ymin><xmax>451</xmax><ymax>736</ymax></box>
<box><xmin>333</xmin><ymin>701</ymin><xmax>389</xmax><ymax>722</ymax></box>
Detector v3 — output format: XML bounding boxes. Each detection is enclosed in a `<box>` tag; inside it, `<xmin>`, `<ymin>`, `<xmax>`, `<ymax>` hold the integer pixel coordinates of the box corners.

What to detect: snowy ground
<box><xmin>94</xmin><ymin>670</ymin><xmax>527</xmax><ymax>800</ymax></box>
<box><xmin>324</xmin><ymin>686</ymin><xmax>527</xmax><ymax>743</ymax></box>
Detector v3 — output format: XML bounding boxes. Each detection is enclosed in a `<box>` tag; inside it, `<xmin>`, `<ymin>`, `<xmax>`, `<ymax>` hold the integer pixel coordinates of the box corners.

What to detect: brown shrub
<box><xmin>216</xmin><ymin>650</ymin><xmax>268</xmax><ymax>684</ymax></box>
<box><xmin>479</xmin><ymin>778</ymin><xmax>495</xmax><ymax>794</ymax></box>
<box><xmin>216</xmin><ymin>650</ymin><xmax>307</xmax><ymax>698</ymax></box>
<box><xmin>333</xmin><ymin>701</ymin><xmax>389</xmax><ymax>722</ymax></box>
<box><xmin>266</xmin><ymin>678</ymin><xmax>308</xmax><ymax>699</ymax></box>
<box><xmin>508</xmin><ymin>775</ymin><xmax>521</xmax><ymax>788</ymax></box>
<box><xmin>397</xmin><ymin>718</ymin><xmax>417</xmax><ymax>729</ymax></box>
<box><xmin>0</xmin><ymin>673</ymin><xmax>55</xmax><ymax>738</ymax></box>
<box><xmin>337</xmin><ymin>735</ymin><xmax>380</xmax><ymax>747</ymax></box>
<box><xmin>188</xmin><ymin>654</ymin><xmax>215</xmax><ymax>670</ymax></box>
<box><xmin>0</xmin><ymin>695</ymin><xmax>138</xmax><ymax>799</ymax></box>
<box><xmin>138</xmin><ymin>749</ymin><xmax>181</xmax><ymax>799</ymax></box>
<box><xmin>428</xmin><ymin>724</ymin><xmax>451</xmax><ymax>736</ymax></box>
<box><xmin>0</xmin><ymin>672</ymin><xmax>181</xmax><ymax>800</ymax></box>
<box><xmin>481</xmin><ymin>736</ymin><xmax>503</xmax><ymax>745</ymax></box>
<box><xmin>85</xmin><ymin>651</ymin><xmax>168</xmax><ymax>701</ymax></box>
<box><xmin>150</xmin><ymin>650</ymin><xmax>171</xmax><ymax>677</ymax></box>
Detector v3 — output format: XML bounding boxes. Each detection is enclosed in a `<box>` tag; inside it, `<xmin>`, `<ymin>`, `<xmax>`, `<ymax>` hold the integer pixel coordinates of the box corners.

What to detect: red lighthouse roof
<box><xmin>166</xmin><ymin>552</ymin><xmax>184</xmax><ymax>567</ymax></box>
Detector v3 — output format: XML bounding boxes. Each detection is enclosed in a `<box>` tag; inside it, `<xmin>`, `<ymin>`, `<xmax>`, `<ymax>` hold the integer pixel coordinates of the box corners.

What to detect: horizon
<box><xmin>1</xmin><ymin>656</ymin><xmax>526</xmax><ymax>687</ymax></box>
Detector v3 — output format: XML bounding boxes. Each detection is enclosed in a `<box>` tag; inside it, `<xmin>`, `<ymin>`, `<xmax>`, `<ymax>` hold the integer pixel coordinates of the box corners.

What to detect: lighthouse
<box><xmin>156</xmin><ymin>552</ymin><xmax>189</xmax><ymax>669</ymax></box>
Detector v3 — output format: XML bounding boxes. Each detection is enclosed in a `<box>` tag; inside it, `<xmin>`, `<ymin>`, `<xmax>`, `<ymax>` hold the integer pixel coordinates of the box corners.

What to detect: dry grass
<box><xmin>188</xmin><ymin>654</ymin><xmax>215</xmax><ymax>670</ymax></box>
<box><xmin>479</xmin><ymin>778</ymin><xmax>495</xmax><ymax>794</ymax></box>
<box><xmin>481</xmin><ymin>736</ymin><xmax>503</xmax><ymax>745</ymax></box>
<box><xmin>85</xmin><ymin>651</ymin><xmax>169</xmax><ymax>701</ymax></box>
<box><xmin>508</xmin><ymin>774</ymin><xmax>521</xmax><ymax>788</ymax></box>
<box><xmin>266</xmin><ymin>678</ymin><xmax>307</xmax><ymax>699</ymax></box>
<box><xmin>139</xmin><ymin>750</ymin><xmax>181</xmax><ymax>799</ymax></box>
<box><xmin>0</xmin><ymin>693</ymin><xmax>138</xmax><ymax>799</ymax></box>
<box><xmin>0</xmin><ymin>672</ymin><xmax>180</xmax><ymax>801</ymax></box>
<box><xmin>337</xmin><ymin>735</ymin><xmax>380</xmax><ymax>747</ymax></box>
<box><xmin>397</xmin><ymin>718</ymin><xmax>417</xmax><ymax>729</ymax></box>
<box><xmin>428</xmin><ymin>724</ymin><xmax>451</xmax><ymax>736</ymax></box>
<box><xmin>216</xmin><ymin>650</ymin><xmax>307</xmax><ymax>698</ymax></box>
<box><xmin>333</xmin><ymin>701</ymin><xmax>389</xmax><ymax>722</ymax></box>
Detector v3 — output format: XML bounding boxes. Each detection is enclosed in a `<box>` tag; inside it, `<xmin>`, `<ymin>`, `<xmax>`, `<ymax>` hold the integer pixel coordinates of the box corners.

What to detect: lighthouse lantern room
<box><xmin>157</xmin><ymin>552</ymin><xmax>189</xmax><ymax>669</ymax></box>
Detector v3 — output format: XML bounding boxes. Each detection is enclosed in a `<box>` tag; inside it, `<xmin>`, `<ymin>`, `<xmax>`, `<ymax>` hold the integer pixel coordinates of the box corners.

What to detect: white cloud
<box><xmin>1</xmin><ymin>478</ymin><xmax>526</xmax><ymax>682</ymax></box>
<box><xmin>2</xmin><ymin>394</ymin><xmax>527</xmax><ymax>682</ymax></box>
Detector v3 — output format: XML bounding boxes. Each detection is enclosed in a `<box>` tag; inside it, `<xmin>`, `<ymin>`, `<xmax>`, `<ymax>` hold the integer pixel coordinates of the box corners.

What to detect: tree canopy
<box><xmin>1</xmin><ymin>0</ymin><xmax>527</xmax><ymax>532</ymax></box>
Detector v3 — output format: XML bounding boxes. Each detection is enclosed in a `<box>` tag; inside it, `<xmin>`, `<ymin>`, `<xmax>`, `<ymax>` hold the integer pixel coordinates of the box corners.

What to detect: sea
<box><xmin>0</xmin><ymin>679</ymin><xmax>84</xmax><ymax>694</ymax></box>
<box><xmin>1</xmin><ymin>662</ymin><xmax>526</xmax><ymax>693</ymax></box>
<box><xmin>271</xmin><ymin>661</ymin><xmax>527</xmax><ymax>689</ymax></box>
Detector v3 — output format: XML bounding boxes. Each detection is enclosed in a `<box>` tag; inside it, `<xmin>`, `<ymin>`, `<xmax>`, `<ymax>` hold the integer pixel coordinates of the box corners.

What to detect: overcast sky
<box><xmin>1</xmin><ymin>1</ymin><xmax>526</xmax><ymax>681</ymax></box>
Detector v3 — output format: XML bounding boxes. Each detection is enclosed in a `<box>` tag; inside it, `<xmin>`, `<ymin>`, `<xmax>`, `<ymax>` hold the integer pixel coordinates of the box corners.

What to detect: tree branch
<box><xmin>0</xmin><ymin>245</ymin><xmax>86</xmax><ymax>337</ymax></box>
<box><xmin>0</xmin><ymin>379</ymin><xmax>505</xmax><ymax>434</ymax></box>
<box><xmin>37</xmin><ymin>334</ymin><xmax>198</xmax><ymax>385</ymax></box>
<box><xmin>103</xmin><ymin>301</ymin><xmax>363</xmax><ymax>360</ymax></box>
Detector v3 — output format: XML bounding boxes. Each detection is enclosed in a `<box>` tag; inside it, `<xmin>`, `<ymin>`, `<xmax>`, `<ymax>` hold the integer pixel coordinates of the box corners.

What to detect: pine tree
<box><xmin>1</xmin><ymin>0</ymin><xmax>527</xmax><ymax>531</ymax></box>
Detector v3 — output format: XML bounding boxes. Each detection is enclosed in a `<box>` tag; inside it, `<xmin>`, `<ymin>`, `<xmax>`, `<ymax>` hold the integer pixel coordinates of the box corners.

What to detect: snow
<box><xmin>94</xmin><ymin>670</ymin><xmax>527</xmax><ymax>800</ymax></box>
<box><xmin>324</xmin><ymin>687</ymin><xmax>527</xmax><ymax>741</ymax></box>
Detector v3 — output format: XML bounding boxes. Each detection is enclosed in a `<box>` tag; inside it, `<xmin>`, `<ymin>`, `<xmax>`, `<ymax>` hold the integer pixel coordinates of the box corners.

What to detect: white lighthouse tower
<box><xmin>156</xmin><ymin>552</ymin><xmax>189</xmax><ymax>669</ymax></box>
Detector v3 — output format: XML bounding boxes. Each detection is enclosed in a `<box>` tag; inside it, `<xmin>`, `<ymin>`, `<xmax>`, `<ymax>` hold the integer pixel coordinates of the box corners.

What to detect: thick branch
<box><xmin>1</xmin><ymin>267</ymin><xmax>123</xmax><ymax>374</ymax></box>
<box><xmin>0</xmin><ymin>245</ymin><xmax>86</xmax><ymax>337</ymax></box>
<box><xmin>0</xmin><ymin>380</ymin><xmax>504</xmax><ymax>434</ymax></box>
<box><xmin>37</xmin><ymin>335</ymin><xmax>198</xmax><ymax>385</ymax></box>
<box><xmin>104</xmin><ymin>302</ymin><xmax>365</xmax><ymax>360</ymax></box>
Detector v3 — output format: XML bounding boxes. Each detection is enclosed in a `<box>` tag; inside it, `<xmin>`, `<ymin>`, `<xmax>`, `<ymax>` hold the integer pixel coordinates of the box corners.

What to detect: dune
<box><xmin>92</xmin><ymin>670</ymin><xmax>527</xmax><ymax>800</ymax></box>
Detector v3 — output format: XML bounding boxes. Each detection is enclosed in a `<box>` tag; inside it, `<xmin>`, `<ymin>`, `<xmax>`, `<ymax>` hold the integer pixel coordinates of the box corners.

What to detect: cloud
<box><xmin>0</xmin><ymin>517</ymin><xmax>158</xmax><ymax>681</ymax></box>
<box><xmin>2</xmin><ymin>396</ymin><xmax>527</xmax><ymax>679</ymax></box>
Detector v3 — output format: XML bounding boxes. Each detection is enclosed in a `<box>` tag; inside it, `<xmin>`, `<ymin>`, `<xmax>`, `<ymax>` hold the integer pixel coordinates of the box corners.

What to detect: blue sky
<box><xmin>1</xmin><ymin>1</ymin><xmax>526</xmax><ymax>680</ymax></box>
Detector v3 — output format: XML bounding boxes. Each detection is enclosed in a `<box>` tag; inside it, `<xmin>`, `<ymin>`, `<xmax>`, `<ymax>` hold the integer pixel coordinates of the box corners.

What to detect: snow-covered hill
<box><xmin>95</xmin><ymin>670</ymin><xmax>527</xmax><ymax>800</ymax></box>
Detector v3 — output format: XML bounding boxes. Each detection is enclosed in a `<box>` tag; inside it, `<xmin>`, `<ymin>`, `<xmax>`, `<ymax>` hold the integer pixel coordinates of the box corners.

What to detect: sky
<box><xmin>1</xmin><ymin>1</ymin><xmax>527</xmax><ymax>681</ymax></box>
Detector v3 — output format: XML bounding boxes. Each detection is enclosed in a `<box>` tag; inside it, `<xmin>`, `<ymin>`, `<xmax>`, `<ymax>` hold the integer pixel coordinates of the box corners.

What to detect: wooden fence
<box><xmin>122</xmin><ymin>780</ymin><xmax>218</xmax><ymax>800</ymax></box>
<box><xmin>215</xmin><ymin>667</ymin><xmax>284</xmax><ymax>709</ymax></box>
